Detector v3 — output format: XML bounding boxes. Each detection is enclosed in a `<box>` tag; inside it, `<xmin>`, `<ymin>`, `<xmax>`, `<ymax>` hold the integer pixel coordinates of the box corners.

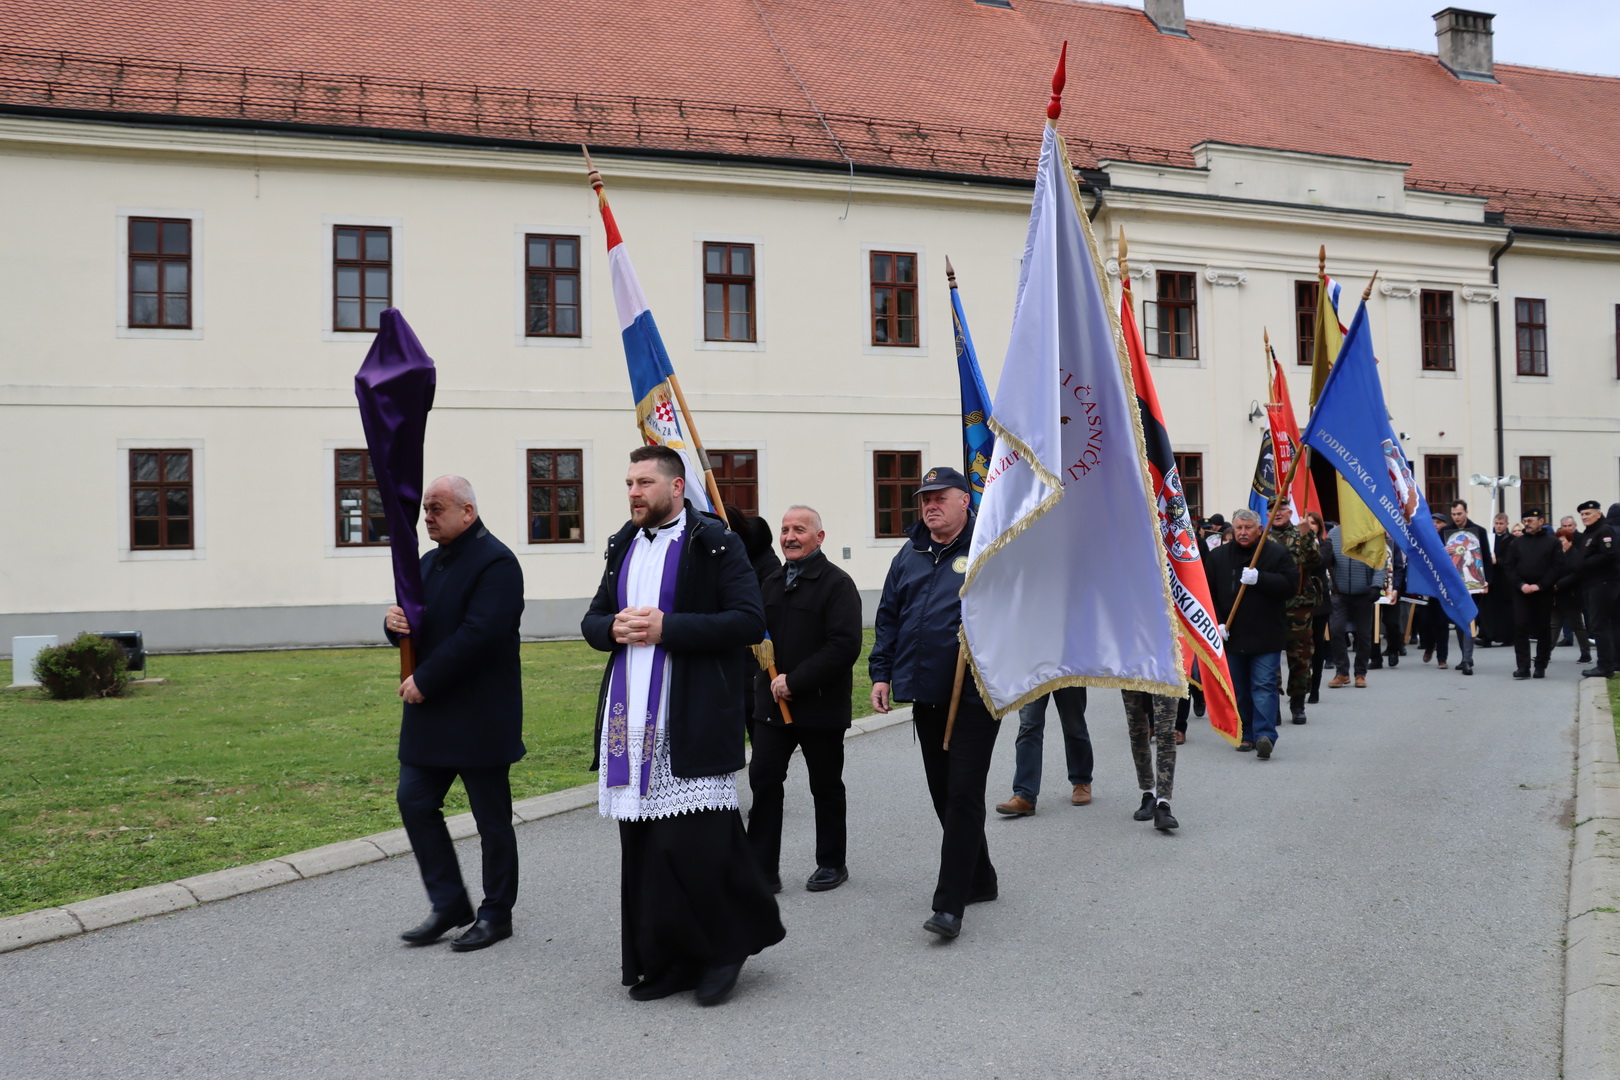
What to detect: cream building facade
<box><xmin>3</xmin><ymin>6</ymin><xmax>1618</xmax><ymax>652</ymax></box>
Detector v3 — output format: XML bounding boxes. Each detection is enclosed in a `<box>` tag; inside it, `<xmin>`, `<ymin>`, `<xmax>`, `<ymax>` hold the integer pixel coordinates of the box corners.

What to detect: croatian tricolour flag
<box><xmin>596</xmin><ymin>183</ymin><xmax>711</xmax><ymax>511</ymax></box>
<box><xmin>959</xmin><ymin>68</ymin><xmax>1184</xmax><ymax>715</ymax></box>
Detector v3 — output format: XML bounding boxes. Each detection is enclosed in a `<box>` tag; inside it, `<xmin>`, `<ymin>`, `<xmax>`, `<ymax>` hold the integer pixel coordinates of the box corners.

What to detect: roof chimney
<box><xmin>1144</xmin><ymin>0</ymin><xmax>1189</xmax><ymax>38</ymax></box>
<box><xmin>1434</xmin><ymin>8</ymin><xmax>1496</xmax><ymax>82</ymax></box>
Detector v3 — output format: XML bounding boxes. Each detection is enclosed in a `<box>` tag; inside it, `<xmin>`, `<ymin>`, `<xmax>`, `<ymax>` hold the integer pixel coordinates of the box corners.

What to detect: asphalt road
<box><xmin>0</xmin><ymin>645</ymin><xmax>1579</xmax><ymax>1079</ymax></box>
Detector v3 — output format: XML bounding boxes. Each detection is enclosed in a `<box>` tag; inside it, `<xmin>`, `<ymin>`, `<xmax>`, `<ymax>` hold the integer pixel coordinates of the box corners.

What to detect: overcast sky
<box><xmin>1182</xmin><ymin>0</ymin><xmax>1620</xmax><ymax>77</ymax></box>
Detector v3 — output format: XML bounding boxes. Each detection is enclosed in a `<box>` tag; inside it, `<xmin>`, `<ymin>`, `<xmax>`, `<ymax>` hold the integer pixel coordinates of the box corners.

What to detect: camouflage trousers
<box><xmin>1121</xmin><ymin>690</ymin><xmax>1176</xmax><ymax>800</ymax></box>
<box><xmin>1285</xmin><ymin>606</ymin><xmax>1316</xmax><ymax>698</ymax></box>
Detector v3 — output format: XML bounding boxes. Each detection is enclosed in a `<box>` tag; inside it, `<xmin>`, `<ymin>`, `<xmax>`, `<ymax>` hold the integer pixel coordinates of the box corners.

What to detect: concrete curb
<box><xmin>0</xmin><ymin>706</ymin><xmax>915</xmax><ymax>954</ymax></box>
<box><xmin>1565</xmin><ymin>678</ymin><xmax>1620</xmax><ymax>1080</ymax></box>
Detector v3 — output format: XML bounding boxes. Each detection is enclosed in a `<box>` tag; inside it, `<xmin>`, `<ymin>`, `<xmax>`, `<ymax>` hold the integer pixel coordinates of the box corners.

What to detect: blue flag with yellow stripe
<box><xmin>949</xmin><ymin>265</ymin><xmax>993</xmax><ymax>510</ymax></box>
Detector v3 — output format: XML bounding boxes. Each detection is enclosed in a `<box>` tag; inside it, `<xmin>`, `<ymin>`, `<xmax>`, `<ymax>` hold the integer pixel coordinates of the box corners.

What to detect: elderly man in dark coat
<box><xmin>385</xmin><ymin>474</ymin><xmax>525</xmax><ymax>952</ymax></box>
<box><xmin>582</xmin><ymin>445</ymin><xmax>782</xmax><ymax>1007</ymax></box>
<box><xmin>1205</xmin><ymin>507</ymin><xmax>1297</xmax><ymax>760</ymax></box>
<box><xmin>747</xmin><ymin>504</ymin><xmax>863</xmax><ymax>894</ymax></box>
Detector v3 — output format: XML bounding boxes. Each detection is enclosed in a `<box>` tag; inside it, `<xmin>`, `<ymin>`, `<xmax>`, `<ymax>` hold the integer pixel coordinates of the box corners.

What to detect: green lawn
<box><xmin>0</xmin><ymin>632</ymin><xmax>876</xmax><ymax>918</ymax></box>
<box><xmin>1609</xmin><ymin>678</ymin><xmax>1620</xmax><ymax>758</ymax></box>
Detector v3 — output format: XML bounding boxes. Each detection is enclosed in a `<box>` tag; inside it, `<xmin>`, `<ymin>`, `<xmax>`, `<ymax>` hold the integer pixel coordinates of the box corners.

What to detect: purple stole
<box><xmin>605</xmin><ymin>532</ymin><xmax>683</xmax><ymax>794</ymax></box>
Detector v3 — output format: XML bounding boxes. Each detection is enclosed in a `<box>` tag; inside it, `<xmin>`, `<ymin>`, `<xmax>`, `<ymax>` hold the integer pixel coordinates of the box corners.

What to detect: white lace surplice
<box><xmin>598</xmin><ymin>517</ymin><xmax>738</xmax><ymax>821</ymax></box>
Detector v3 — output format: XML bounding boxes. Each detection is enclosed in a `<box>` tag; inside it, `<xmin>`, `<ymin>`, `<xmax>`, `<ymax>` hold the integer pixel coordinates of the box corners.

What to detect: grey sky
<box><xmin>1179</xmin><ymin>0</ymin><xmax>1620</xmax><ymax>77</ymax></box>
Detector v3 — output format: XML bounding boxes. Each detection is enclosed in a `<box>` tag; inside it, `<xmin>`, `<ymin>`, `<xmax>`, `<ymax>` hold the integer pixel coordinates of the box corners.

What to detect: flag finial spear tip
<box><xmin>1117</xmin><ymin>228</ymin><xmax>1131</xmax><ymax>284</ymax></box>
<box><xmin>945</xmin><ymin>255</ymin><xmax>958</xmax><ymax>289</ymax></box>
<box><xmin>582</xmin><ymin>144</ymin><xmax>603</xmax><ymax>192</ymax></box>
<box><xmin>1362</xmin><ymin>269</ymin><xmax>1380</xmax><ymax>302</ymax></box>
<box><xmin>1047</xmin><ymin>41</ymin><xmax>1067</xmax><ymax>122</ymax></box>
<box><xmin>1318</xmin><ymin>244</ymin><xmax>1326</xmax><ymax>276</ymax></box>
<box><xmin>1263</xmin><ymin>326</ymin><xmax>1271</xmax><ymax>347</ymax></box>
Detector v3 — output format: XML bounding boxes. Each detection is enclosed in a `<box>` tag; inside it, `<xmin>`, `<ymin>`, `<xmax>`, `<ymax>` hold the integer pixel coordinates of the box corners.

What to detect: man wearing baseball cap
<box><xmin>870</xmin><ymin>465</ymin><xmax>999</xmax><ymax>941</ymax></box>
<box><xmin>1573</xmin><ymin>500</ymin><xmax>1620</xmax><ymax>678</ymax></box>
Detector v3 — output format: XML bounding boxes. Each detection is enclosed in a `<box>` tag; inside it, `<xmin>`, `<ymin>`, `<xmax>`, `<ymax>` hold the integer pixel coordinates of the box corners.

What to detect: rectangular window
<box><xmin>335</xmin><ymin>449</ymin><xmax>390</xmax><ymax>547</ymax></box>
<box><xmin>1515</xmin><ymin>298</ymin><xmax>1547</xmax><ymax>376</ymax></box>
<box><xmin>870</xmin><ymin>251</ymin><xmax>919</xmax><ymax>347</ymax></box>
<box><xmin>128</xmin><ymin>218</ymin><xmax>192</xmax><ymax>328</ymax></box>
<box><xmin>1173</xmin><ymin>452</ymin><xmax>1203</xmax><ymax>521</ymax></box>
<box><xmin>1294</xmin><ymin>280</ymin><xmax>1317</xmax><ymax>366</ymax></box>
<box><xmin>703</xmin><ymin>242</ymin><xmax>755</xmax><ymax>342</ymax></box>
<box><xmin>1519</xmin><ymin>456</ymin><xmax>1550</xmax><ymax>517</ymax></box>
<box><xmin>130</xmin><ymin>449</ymin><xmax>193</xmax><ymax>550</ymax></box>
<box><xmin>527</xmin><ymin>449</ymin><xmax>584</xmax><ymax>543</ymax></box>
<box><xmin>334</xmin><ymin>226</ymin><xmax>392</xmax><ymax>331</ymax></box>
<box><xmin>525</xmin><ymin>234</ymin><xmax>581</xmax><ymax>337</ymax></box>
<box><xmin>710</xmin><ymin>450</ymin><xmax>759</xmax><ymax>517</ymax></box>
<box><xmin>1421</xmin><ymin>290</ymin><xmax>1456</xmax><ymax>372</ymax></box>
<box><xmin>873</xmin><ymin>451</ymin><xmax>922</xmax><ymax>538</ymax></box>
<box><xmin>1424</xmin><ymin>454</ymin><xmax>1459</xmax><ymax>512</ymax></box>
<box><xmin>1149</xmin><ymin>271</ymin><xmax>1197</xmax><ymax>359</ymax></box>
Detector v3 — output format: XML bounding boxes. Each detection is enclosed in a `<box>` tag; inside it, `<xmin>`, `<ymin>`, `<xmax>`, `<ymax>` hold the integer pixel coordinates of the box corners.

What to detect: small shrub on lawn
<box><xmin>33</xmin><ymin>634</ymin><xmax>131</xmax><ymax>700</ymax></box>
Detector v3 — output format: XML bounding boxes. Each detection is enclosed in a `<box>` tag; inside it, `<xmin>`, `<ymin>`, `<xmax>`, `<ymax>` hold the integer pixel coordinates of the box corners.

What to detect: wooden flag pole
<box><xmin>1404</xmin><ymin>602</ymin><xmax>1418</xmax><ymax>643</ymax></box>
<box><xmin>749</xmin><ymin>639</ymin><xmax>794</xmax><ymax>725</ymax></box>
<box><xmin>943</xmin><ymin>645</ymin><xmax>968</xmax><ymax>750</ymax></box>
<box><xmin>400</xmin><ymin>636</ymin><xmax>416</xmax><ymax>680</ymax></box>
<box><xmin>583</xmin><ymin>145</ymin><xmax>728</xmax><ymax>528</ymax></box>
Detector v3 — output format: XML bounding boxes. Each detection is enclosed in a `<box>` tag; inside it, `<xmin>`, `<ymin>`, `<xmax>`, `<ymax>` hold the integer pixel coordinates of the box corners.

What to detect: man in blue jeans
<box><xmin>994</xmin><ymin>687</ymin><xmax>1091</xmax><ymax>816</ymax></box>
<box><xmin>1204</xmin><ymin>508</ymin><xmax>1296</xmax><ymax>760</ymax></box>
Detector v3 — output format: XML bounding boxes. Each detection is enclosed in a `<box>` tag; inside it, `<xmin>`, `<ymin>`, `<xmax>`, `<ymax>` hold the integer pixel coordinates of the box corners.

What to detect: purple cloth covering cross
<box><xmin>354</xmin><ymin>309</ymin><xmax>437</xmax><ymax>632</ymax></box>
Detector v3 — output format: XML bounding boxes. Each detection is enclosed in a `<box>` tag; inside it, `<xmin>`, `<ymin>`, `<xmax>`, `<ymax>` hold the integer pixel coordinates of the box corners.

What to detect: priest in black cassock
<box><xmin>582</xmin><ymin>445</ymin><xmax>783</xmax><ymax>1006</ymax></box>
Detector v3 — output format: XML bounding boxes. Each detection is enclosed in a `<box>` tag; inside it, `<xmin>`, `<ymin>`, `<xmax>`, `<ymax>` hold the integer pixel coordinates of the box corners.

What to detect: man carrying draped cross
<box><xmin>582</xmin><ymin>445</ymin><xmax>783</xmax><ymax>1006</ymax></box>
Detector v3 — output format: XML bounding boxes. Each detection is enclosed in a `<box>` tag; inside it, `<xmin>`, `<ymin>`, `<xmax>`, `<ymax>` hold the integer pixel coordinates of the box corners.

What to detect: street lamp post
<box><xmin>1469</xmin><ymin>473</ymin><xmax>1521</xmax><ymax>557</ymax></box>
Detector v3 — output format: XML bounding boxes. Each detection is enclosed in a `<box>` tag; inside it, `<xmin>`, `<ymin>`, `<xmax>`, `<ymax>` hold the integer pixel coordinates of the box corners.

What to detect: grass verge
<box><xmin>0</xmin><ymin>631</ymin><xmax>877</xmax><ymax>917</ymax></box>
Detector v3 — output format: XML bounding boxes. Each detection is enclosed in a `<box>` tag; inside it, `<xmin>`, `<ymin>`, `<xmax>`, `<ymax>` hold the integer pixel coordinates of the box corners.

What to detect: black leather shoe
<box><xmin>695</xmin><ymin>961</ymin><xmax>744</xmax><ymax>1006</ymax></box>
<box><xmin>1457</xmin><ymin>661</ymin><xmax>1473</xmax><ymax>676</ymax></box>
<box><xmin>1387</xmin><ymin>655</ymin><xmax>1399</xmax><ymax>668</ymax></box>
<box><xmin>400</xmin><ymin>905</ymin><xmax>474</xmax><ymax>944</ymax></box>
<box><xmin>923</xmin><ymin>911</ymin><xmax>961</xmax><ymax>939</ymax></box>
<box><xmin>1532</xmin><ymin>668</ymin><xmax>1546</xmax><ymax>679</ymax></box>
<box><xmin>806</xmin><ymin>865</ymin><xmax>849</xmax><ymax>892</ymax></box>
<box><xmin>1236</xmin><ymin>741</ymin><xmax>1254</xmax><ymax>753</ymax></box>
<box><xmin>1153</xmin><ymin>801</ymin><xmax>1179</xmax><ymax>831</ymax></box>
<box><xmin>1256</xmin><ymin>737</ymin><xmax>1273</xmax><ymax>760</ymax></box>
<box><xmin>1307</xmin><ymin>689</ymin><xmax>1320</xmax><ymax>704</ymax></box>
<box><xmin>1579</xmin><ymin>654</ymin><xmax>1593</xmax><ymax>665</ymax></box>
<box><xmin>450</xmin><ymin>919</ymin><xmax>512</xmax><ymax>952</ymax></box>
<box><xmin>1192</xmin><ymin>694</ymin><xmax>1206</xmax><ymax>718</ymax></box>
<box><xmin>629</xmin><ymin>966</ymin><xmax>700</xmax><ymax>1001</ymax></box>
<box><xmin>1582</xmin><ymin>667</ymin><xmax>1615</xmax><ymax>679</ymax></box>
<box><xmin>1288</xmin><ymin>696</ymin><xmax>1307</xmax><ymax>725</ymax></box>
<box><xmin>1513</xmin><ymin>668</ymin><xmax>1530</xmax><ymax>679</ymax></box>
<box><xmin>1133</xmin><ymin>791</ymin><xmax>1155</xmax><ymax>821</ymax></box>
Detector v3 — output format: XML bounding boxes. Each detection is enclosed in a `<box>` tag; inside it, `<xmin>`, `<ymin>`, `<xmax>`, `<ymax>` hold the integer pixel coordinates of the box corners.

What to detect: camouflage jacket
<box><xmin>1273</xmin><ymin>523</ymin><xmax>1325</xmax><ymax>609</ymax></box>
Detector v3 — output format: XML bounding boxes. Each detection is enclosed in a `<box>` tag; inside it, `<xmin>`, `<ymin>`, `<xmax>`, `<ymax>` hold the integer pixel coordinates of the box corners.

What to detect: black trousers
<box><xmin>1512</xmin><ymin>590</ymin><xmax>1555</xmax><ymax>672</ymax></box>
<box><xmin>912</xmin><ymin>701</ymin><xmax>1000</xmax><ymax>919</ymax></box>
<box><xmin>397</xmin><ymin>762</ymin><xmax>518</xmax><ymax>923</ymax></box>
<box><xmin>1586</xmin><ymin>581</ymin><xmax>1620</xmax><ymax>672</ymax></box>
<box><xmin>1553</xmin><ymin>588</ymin><xmax>1588</xmax><ymax>653</ymax></box>
<box><xmin>747</xmin><ymin>721</ymin><xmax>848</xmax><ymax>876</ymax></box>
<box><xmin>1330</xmin><ymin>593</ymin><xmax>1376</xmax><ymax>676</ymax></box>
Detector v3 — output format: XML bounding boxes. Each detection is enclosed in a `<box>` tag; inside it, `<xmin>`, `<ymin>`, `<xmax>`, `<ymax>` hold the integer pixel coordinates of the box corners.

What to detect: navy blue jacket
<box><xmin>869</xmin><ymin>516</ymin><xmax>979</xmax><ymax>706</ymax></box>
<box><xmin>389</xmin><ymin>519</ymin><xmax>526</xmax><ymax>769</ymax></box>
<box><xmin>582</xmin><ymin>503</ymin><xmax>765</xmax><ymax>778</ymax></box>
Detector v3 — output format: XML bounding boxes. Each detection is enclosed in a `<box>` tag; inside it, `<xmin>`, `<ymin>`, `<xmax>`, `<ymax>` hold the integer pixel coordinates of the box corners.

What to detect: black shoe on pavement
<box><xmin>1256</xmin><ymin>737</ymin><xmax>1273</xmax><ymax>760</ymax></box>
<box><xmin>1236</xmin><ymin>741</ymin><xmax>1255</xmax><ymax>753</ymax></box>
<box><xmin>1289</xmin><ymin>695</ymin><xmax>1307</xmax><ymax>725</ymax></box>
<box><xmin>1558</xmin><ymin>636</ymin><xmax>1574</xmax><ymax>647</ymax></box>
<box><xmin>1579</xmin><ymin>654</ymin><xmax>1593</xmax><ymax>665</ymax></box>
<box><xmin>1387</xmin><ymin>654</ymin><xmax>1399</xmax><ymax>668</ymax></box>
<box><xmin>1133</xmin><ymin>791</ymin><xmax>1155</xmax><ymax>821</ymax></box>
<box><xmin>1582</xmin><ymin>667</ymin><xmax>1615</xmax><ymax>679</ymax></box>
<box><xmin>695</xmin><ymin>961</ymin><xmax>745</xmax><ymax>1006</ymax></box>
<box><xmin>1532</xmin><ymin>668</ymin><xmax>1546</xmax><ymax>679</ymax></box>
<box><xmin>451</xmin><ymin>919</ymin><xmax>513</xmax><ymax>952</ymax></box>
<box><xmin>806</xmin><ymin>866</ymin><xmax>848</xmax><ymax>892</ymax></box>
<box><xmin>1193</xmin><ymin>693</ymin><xmax>1206</xmax><ymax>718</ymax></box>
<box><xmin>629</xmin><ymin>965</ymin><xmax>701</xmax><ymax>1001</ymax></box>
<box><xmin>1307</xmin><ymin>689</ymin><xmax>1320</xmax><ymax>704</ymax></box>
<box><xmin>1153</xmin><ymin>801</ymin><xmax>1179</xmax><ymax>831</ymax></box>
<box><xmin>924</xmin><ymin>911</ymin><xmax>962</xmax><ymax>939</ymax></box>
<box><xmin>400</xmin><ymin>905</ymin><xmax>475</xmax><ymax>944</ymax></box>
<box><xmin>1457</xmin><ymin>661</ymin><xmax>1473</xmax><ymax>676</ymax></box>
<box><xmin>1513</xmin><ymin>668</ymin><xmax>1530</xmax><ymax>679</ymax></box>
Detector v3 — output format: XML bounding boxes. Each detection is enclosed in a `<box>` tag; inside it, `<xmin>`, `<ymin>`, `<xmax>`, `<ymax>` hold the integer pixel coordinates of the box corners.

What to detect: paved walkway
<box><xmin>0</xmin><ymin>648</ymin><xmax>1582</xmax><ymax>1079</ymax></box>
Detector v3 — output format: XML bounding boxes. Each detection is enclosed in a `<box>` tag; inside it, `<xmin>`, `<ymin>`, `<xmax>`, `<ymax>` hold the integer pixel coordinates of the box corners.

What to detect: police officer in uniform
<box><xmin>1574</xmin><ymin>500</ymin><xmax>1620</xmax><ymax>678</ymax></box>
<box><xmin>870</xmin><ymin>466</ymin><xmax>998</xmax><ymax>941</ymax></box>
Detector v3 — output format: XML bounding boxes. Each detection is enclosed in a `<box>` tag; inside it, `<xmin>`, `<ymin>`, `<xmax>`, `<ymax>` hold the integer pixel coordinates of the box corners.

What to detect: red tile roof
<box><xmin>2</xmin><ymin>0</ymin><xmax>1617</xmax><ymax>231</ymax></box>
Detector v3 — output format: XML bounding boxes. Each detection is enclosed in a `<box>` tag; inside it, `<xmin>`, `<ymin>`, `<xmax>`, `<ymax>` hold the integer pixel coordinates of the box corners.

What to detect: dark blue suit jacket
<box><xmin>389</xmin><ymin>518</ymin><xmax>526</xmax><ymax>769</ymax></box>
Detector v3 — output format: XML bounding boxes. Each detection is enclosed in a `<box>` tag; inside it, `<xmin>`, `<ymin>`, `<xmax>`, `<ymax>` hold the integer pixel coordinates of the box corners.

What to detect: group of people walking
<box><xmin>375</xmin><ymin>451</ymin><xmax>1620</xmax><ymax>1007</ymax></box>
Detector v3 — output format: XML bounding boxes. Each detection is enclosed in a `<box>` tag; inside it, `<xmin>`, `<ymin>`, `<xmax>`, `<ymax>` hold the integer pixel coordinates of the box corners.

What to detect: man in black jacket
<box><xmin>1449</xmin><ymin>501</ymin><xmax>1496</xmax><ymax>645</ymax></box>
<box><xmin>747</xmin><ymin>504</ymin><xmax>863</xmax><ymax>894</ymax></box>
<box><xmin>581</xmin><ymin>445</ymin><xmax>781</xmax><ymax>1006</ymax></box>
<box><xmin>1573</xmin><ymin>500</ymin><xmax>1620</xmax><ymax>678</ymax></box>
<box><xmin>1502</xmin><ymin>508</ymin><xmax>1560</xmax><ymax>679</ymax></box>
<box><xmin>386</xmin><ymin>475</ymin><xmax>525</xmax><ymax>952</ymax></box>
<box><xmin>1204</xmin><ymin>508</ymin><xmax>1296</xmax><ymax>760</ymax></box>
<box><xmin>870</xmin><ymin>466</ymin><xmax>996</xmax><ymax>941</ymax></box>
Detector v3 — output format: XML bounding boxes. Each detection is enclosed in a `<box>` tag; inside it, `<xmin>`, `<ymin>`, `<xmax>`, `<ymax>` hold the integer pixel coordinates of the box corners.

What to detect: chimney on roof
<box><xmin>1434</xmin><ymin>8</ymin><xmax>1497</xmax><ymax>82</ymax></box>
<box><xmin>1144</xmin><ymin>0</ymin><xmax>1190</xmax><ymax>38</ymax></box>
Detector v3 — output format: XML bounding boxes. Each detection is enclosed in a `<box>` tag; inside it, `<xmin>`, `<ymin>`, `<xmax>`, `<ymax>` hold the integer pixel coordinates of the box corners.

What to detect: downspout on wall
<box><xmin>1488</xmin><ymin>228</ymin><xmax>1515</xmax><ymax>481</ymax></box>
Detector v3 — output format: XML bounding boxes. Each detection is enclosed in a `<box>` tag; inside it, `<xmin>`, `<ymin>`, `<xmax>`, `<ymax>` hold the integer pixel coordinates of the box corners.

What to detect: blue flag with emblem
<box><xmin>1301</xmin><ymin>299</ymin><xmax>1477</xmax><ymax>629</ymax></box>
<box><xmin>948</xmin><ymin>259</ymin><xmax>994</xmax><ymax>510</ymax></box>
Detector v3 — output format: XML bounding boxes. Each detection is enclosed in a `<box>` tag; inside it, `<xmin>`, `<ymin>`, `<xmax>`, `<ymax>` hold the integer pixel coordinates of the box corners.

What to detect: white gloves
<box><xmin>1219</xmin><ymin>624</ymin><xmax>1230</xmax><ymax>640</ymax></box>
<box><xmin>1240</xmin><ymin>567</ymin><xmax>1259</xmax><ymax>585</ymax></box>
